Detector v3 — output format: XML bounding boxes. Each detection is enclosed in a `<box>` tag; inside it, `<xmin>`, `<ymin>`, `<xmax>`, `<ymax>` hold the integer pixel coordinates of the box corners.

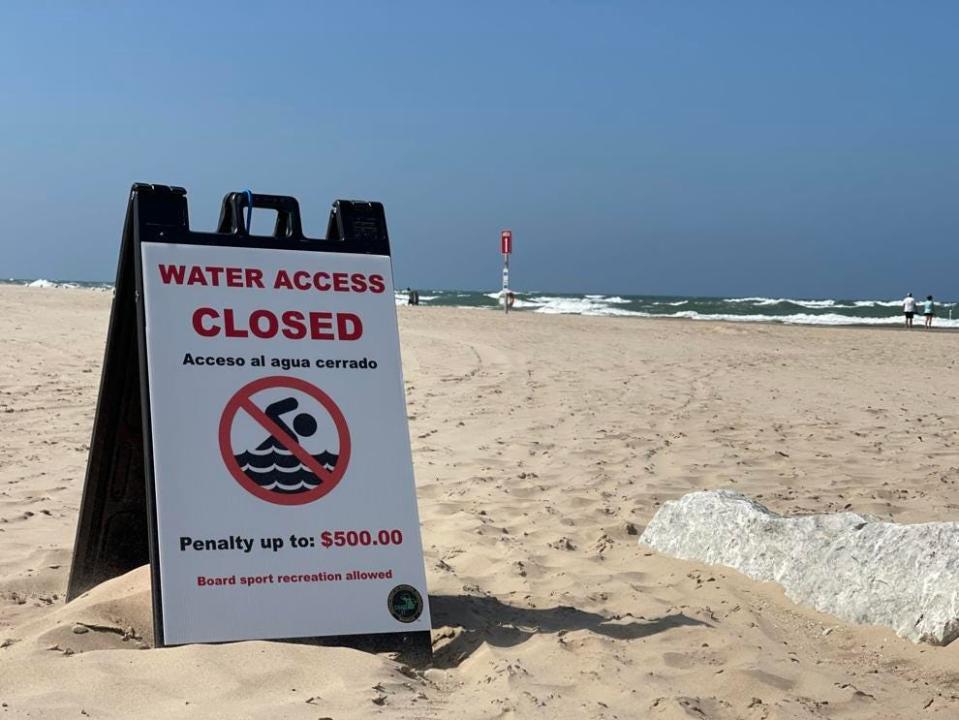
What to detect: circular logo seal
<box><xmin>387</xmin><ymin>585</ymin><xmax>423</xmax><ymax>623</ymax></box>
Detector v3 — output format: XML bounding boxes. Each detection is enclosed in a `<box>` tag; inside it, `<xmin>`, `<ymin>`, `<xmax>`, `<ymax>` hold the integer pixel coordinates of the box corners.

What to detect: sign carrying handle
<box><xmin>216</xmin><ymin>191</ymin><xmax>305</xmax><ymax>240</ymax></box>
<box><xmin>243</xmin><ymin>189</ymin><xmax>254</xmax><ymax>235</ymax></box>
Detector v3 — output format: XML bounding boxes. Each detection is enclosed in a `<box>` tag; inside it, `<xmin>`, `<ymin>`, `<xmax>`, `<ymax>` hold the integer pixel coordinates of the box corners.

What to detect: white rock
<box><xmin>639</xmin><ymin>490</ymin><xmax>959</xmax><ymax>645</ymax></box>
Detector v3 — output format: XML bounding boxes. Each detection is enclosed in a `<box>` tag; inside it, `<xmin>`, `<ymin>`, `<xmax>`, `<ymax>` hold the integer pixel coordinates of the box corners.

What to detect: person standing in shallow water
<box><xmin>903</xmin><ymin>293</ymin><xmax>916</xmax><ymax>327</ymax></box>
<box><xmin>923</xmin><ymin>295</ymin><xmax>935</xmax><ymax>328</ymax></box>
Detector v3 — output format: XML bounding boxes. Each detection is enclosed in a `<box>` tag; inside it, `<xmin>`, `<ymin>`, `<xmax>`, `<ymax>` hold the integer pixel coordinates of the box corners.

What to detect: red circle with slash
<box><xmin>218</xmin><ymin>376</ymin><xmax>351</xmax><ymax>505</ymax></box>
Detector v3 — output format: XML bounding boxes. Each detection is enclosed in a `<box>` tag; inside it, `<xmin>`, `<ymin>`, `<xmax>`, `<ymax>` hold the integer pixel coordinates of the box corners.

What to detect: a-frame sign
<box><xmin>67</xmin><ymin>184</ymin><xmax>431</xmax><ymax>660</ymax></box>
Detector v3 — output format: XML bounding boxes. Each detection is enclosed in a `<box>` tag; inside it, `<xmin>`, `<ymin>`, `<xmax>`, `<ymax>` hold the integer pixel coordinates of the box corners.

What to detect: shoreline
<box><xmin>6</xmin><ymin>284</ymin><xmax>956</xmax><ymax>333</ymax></box>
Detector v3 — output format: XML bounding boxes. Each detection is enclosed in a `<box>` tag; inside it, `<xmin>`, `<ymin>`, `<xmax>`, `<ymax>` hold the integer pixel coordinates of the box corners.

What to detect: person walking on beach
<box><xmin>923</xmin><ymin>295</ymin><xmax>935</xmax><ymax>328</ymax></box>
<box><xmin>903</xmin><ymin>293</ymin><xmax>917</xmax><ymax>327</ymax></box>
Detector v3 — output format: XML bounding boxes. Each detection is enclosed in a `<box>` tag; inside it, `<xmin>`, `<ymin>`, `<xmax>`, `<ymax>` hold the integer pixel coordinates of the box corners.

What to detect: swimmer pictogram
<box><xmin>218</xmin><ymin>376</ymin><xmax>351</xmax><ymax>505</ymax></box>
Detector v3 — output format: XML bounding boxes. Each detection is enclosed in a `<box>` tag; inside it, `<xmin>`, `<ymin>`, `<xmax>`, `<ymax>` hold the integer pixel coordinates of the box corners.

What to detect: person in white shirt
<box><xmin>903</xmin><ymin>293</ymin><xmax>917</xmax><ymax>327</ymax></box>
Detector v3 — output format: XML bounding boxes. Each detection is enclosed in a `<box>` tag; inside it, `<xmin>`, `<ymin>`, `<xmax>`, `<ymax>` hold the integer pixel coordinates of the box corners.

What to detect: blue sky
<box><xmin>0</xmin><ymin>1</ymin><xmax>956</xmax><ymax>298</ymax></box>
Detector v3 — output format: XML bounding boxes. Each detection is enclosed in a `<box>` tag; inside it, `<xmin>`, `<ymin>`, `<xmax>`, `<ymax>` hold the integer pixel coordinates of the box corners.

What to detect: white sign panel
<box><xmin>140</xmin><ymin>242</ymin><xmax>430</xmax><ymax>644</ymax></box>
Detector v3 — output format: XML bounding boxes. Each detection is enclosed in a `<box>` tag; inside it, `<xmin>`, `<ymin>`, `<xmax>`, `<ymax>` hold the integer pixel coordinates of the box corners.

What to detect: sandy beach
<box><xmin>2</xmin><ymin>284</ymin><xmax>958</xmax><ymax>719</ymax></box>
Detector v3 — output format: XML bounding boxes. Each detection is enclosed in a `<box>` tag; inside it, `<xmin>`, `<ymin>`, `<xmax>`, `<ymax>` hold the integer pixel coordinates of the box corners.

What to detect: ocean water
<box><xmin>395</xmin><ymin>289</ymin><xmax>959</xmax><ymax>328</ymax></box>
<box><xmin>5</xmin><ymin>278</ymin><xmax>115</xmax><ymax>291</ymax></box>
<box><xmin>4</xmin><ymin>278</ymin><xmax>957</xmax><ymax>328</ymax></box>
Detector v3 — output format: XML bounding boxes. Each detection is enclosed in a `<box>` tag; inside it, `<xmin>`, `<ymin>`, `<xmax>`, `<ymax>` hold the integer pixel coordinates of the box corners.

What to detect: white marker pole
<box><xmin>502</xmin><ymin>255</ymin><xmax>510</xmax><ymax>314</ymax></box>
<box><xmin>501</xmin><ymin>230</ymin><xmax>512</xmax><ymax>315</ymax></box>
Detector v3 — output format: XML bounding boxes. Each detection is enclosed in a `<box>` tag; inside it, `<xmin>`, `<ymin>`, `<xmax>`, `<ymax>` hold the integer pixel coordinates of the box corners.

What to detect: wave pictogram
<box><xmin>235</xmin><ymin>443</ymin><xmax>339</xmax><ymax>493</ymax></box>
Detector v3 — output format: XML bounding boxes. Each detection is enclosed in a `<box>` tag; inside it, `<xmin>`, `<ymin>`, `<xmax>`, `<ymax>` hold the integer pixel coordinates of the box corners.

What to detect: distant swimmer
<box><xmin>923</xmin><ymin>295</ymin><xmax>935</xmax><ymax>329</ymax></box>
<box><xmin>903</xmin><ymin>293</ymin><xmax>916</xmax><ymax>327</ymax></box>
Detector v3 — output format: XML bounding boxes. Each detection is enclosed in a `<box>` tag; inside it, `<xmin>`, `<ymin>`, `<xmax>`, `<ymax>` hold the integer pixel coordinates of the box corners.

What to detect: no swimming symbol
<box><xmin>218</xmin><ymin>376</ymin><xmax>351</xmax><ymax>505</ymax></box>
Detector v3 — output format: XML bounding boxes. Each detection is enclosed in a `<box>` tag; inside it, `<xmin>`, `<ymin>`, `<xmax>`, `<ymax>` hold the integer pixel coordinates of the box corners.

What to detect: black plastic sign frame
<box><xmin>67</xmin><ymin>184</ymin><xmax>431</xmax><ymax>661</ymax></box>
